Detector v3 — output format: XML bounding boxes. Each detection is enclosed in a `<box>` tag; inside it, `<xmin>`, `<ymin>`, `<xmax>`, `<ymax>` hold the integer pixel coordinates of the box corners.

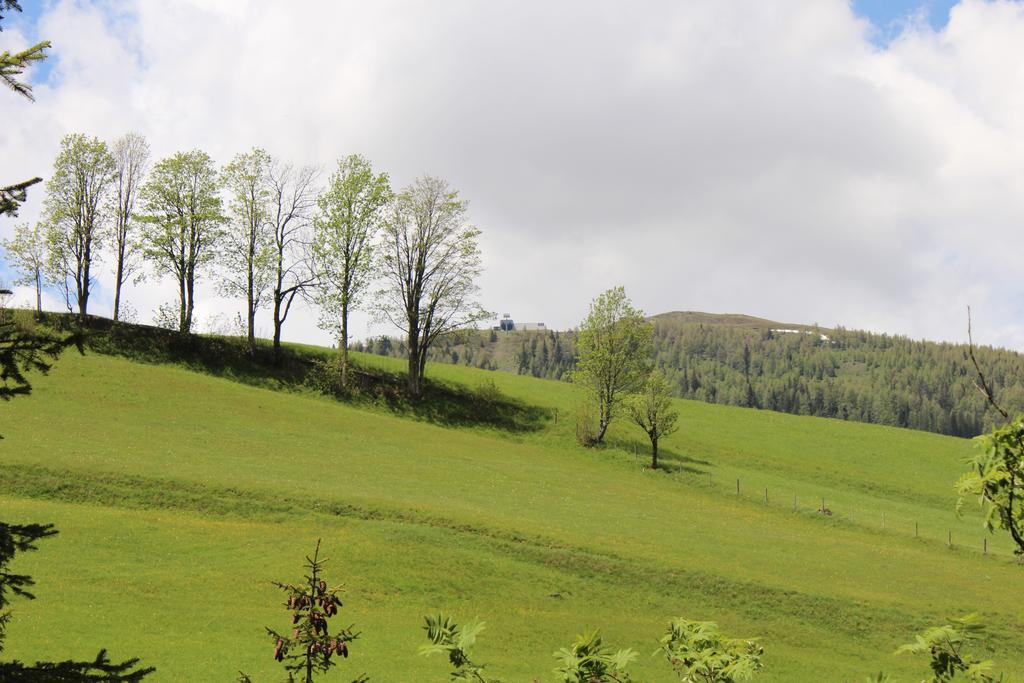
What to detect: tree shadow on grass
<box><xmin>604</xmin><ymin>436</ymin><xmax>714</xmax><ymax>475</ymax></box>
<box><xmin>44</xmin><ymin>313</ymin><xmax>549</xmax><ymax>434</ymax></box>
<box><xmin>320</xmin><ymin>362</ymin><xmax>549</xmax><ymax>433</ymax></box>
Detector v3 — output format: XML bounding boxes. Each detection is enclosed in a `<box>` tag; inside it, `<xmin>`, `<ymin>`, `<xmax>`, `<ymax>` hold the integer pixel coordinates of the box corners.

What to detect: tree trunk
<box><xmin>183</xmin><ymin>267</ymin><xmax>195</xmax><ymax>334</ymax></box>
<box><xmin>340</xmin><ymin>302</ymin><xmax>349</xmax><ymax>387</ymax></box>
<box><xmin>247</xmin><ymin>257</ymin><xmax>256</xmax><ymax>352</ymax></box>
<box><xmin>78</xmin><ymin>262</ymin><xmax>89</xmax><ymax>324</ymax></box>
<box><xmin>418</xmin><ymin>345</ymin><xmax>428</xmax><ymax>388</ymax></box>
<box><xmin>247</xmin><ymin>292</ymin><xmax>256</xmax><ymax>354</ymax></box>
<box><xmin>593</xmin><ymin>413</ymin><xmax>606</xmax><ymax>446</ymax></box>
<box><xmin>34</xmin><ymin>268</ymin><xmax>41</xmax><ymax>319</ymax></box>
<box><xmin>178</xmin><ymin>273</ymin><xmax>188</xmax><ymax>333</ymax></box>
<box><xmin>651</xmin><ymin>436</ymin><xmax>659</xmax><ymax>469</ymax></box>
<box><xmin>113</xmin><ymin>253</ymin><xmax>124</xmax><ymax>321</ymax></box>
<box><xmin>407</xmin><ymin>333</ymin><xmax>422</xmax><ymax>398</ymax></box>
<box><xmin>272</xmin><ymin>296</ymin><xmax>283</xmax><ymax>364</ymax></box>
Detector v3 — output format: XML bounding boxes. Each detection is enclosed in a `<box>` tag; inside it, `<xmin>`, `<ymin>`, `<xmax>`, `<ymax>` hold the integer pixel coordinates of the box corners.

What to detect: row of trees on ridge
<box><xmin>2</xmin><ymin>136</ymin><xmax>489</xmax><ymax>397</ymax></box>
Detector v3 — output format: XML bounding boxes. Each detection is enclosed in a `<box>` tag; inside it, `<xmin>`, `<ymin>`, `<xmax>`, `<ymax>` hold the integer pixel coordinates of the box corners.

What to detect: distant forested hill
<box><xmin>355</xmin><ymin>311</ymin><xmax>1024</xmax><ymax>437</ymax></box>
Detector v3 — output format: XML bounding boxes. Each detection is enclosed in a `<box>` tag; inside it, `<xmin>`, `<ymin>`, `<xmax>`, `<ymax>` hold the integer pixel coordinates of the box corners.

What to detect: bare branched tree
<box><xmin>109</xmin><ymin>132</ymin><xmax>150</xmax><ymax>321</ymax></box>
<box><xmin>268</xmin><ymin>159</ymin><xmax>320</xmax><ymax>362</ymax></box>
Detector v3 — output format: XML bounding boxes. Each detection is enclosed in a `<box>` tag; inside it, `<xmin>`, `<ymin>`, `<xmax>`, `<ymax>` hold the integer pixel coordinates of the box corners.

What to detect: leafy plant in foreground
<box><xmin>553</xmin><ymin>630</ymin><xmax>637</xmax><ymax>682</ymax></box>
<box><xmin>956</xmin><ymin>417</ymin><xmax>1024</xmax><ymax>557</ymax></box>
<box><xmin>656</xmin><ymin>618</ymin><xmax>762</xmax><ymax>682</ymax></box>
<box><xmin>420</xmin><ymin>613</ymin><xmax>497</xmax><ymax>682</ymax></box>
<box><xmin>957</xmin><ymin>312</ymin><xmax>1024</xmax><ymax>557</ymax></box>
<box><xmin>894</xmin><ymin>614</ymin><xmax>1000</xmax><ymax>682</ymax></box>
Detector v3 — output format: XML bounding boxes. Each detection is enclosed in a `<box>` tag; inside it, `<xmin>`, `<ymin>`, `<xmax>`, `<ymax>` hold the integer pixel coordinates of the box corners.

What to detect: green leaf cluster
<box><xmin>656</xmin><ymin>619</ymin><xmax>763</xmax><ymax>683</ymax></box>
<box><xmin>419</xmin><ymin>613</ymin><xmax>496</xmax><ymax>683</ymax></box>
<box><xmin>956</xmin><ymin>416</ymin><xmax>1024</xmax><ymax>555</ymax></box>
<box><xmin>894</xmin><ymin>614</ymin><xmax>999</xmax><ymax>682</ymax></box>
<box><xmin>553</xmin><ymin>630</ymin><xmax>637</xmax><ymax>682</ymax></box>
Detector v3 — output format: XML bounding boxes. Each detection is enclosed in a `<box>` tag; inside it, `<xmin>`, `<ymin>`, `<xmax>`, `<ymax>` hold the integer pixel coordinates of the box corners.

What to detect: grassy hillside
<box><xmin>360</xmin><ymin>310</ymin><xmax>1024</xmax><ymax>438</ymax></box>
<box><xmin>1</xmin><ymin>323</ymin><xmax>1023</xmax><ymax>680</ymax></box>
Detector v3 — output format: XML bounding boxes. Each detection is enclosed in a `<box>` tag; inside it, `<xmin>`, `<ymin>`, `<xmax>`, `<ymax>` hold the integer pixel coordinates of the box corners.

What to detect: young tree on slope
<box><xmin>375</xmin><ymin>175</ymin><xmax>489</xmax><ymax>398</ymax></box>
<box><xmin>42</xmin><ymin>133</ymin><xmax>115</xmax><ymax>322</ymax></box>
<box><xmin>573</xmin><ymin>286</ymin><xmax>652</xmax><ymax>445</ymax></box>
<box><xmin>109</xmin><ymin>131</ymin><xmax>150</xmax><ymax>322</ymax></box>
<box><xmin>312</xmin><ymin>154</ymin><xmax>390</xmax><ymax>385</ymax></box>
<box><xmin>1</xmin><ymin>222</ymin><xmax>47</xmax><ymax>318</ymax></box>
<box><xmin>628</xmin><ymin>368</ymin><xmax>679</xmax><ymax>469</ymax></box>
<box><xmin>139</xmin><ymin>150</ymin><xmax>224</xmax><ymax>333</ymax></box>
<box><xmin>219</xmin><ymin>147</ymin><xmax>274</xmax><ymax>352</ymax></box>
<box><xmin>240</xmin><ymin>540</ymin><xmax>365</xmax><ymax>683</ymax></box>
<box><xmin>268</xmin><ymin>159</ymin><xmax>319</xmax><ymax>363</ymax></box>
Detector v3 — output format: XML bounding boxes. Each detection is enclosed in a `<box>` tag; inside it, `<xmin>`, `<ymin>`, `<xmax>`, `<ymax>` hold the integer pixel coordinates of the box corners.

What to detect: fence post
<box><xmin>915</xmin><ymin>521</ymin><xmax>918</xmax><ymax>538</ymax></box>
<box><xmin>764</xmin><ymin>487</ymin><xmax>768</xmax><ymax>505</ymax></box>
<box><xmin>948</xmin><ymin>530</ymin><xmax>952</xmax><ymax>547</ymax></box>
<box><xmin>984</xmin><ymin>538</ymin><xmax>988</xmax><ymax>555</ymax></box>
<box><xmin>736</xmin><ymin>478</ymin><xmax>740</xmax><ymax>495</ymax></box>
<box><xmin>792</xmin><ymin>493</ymin><xmax>796</xmax><ymax>512</ymax></box>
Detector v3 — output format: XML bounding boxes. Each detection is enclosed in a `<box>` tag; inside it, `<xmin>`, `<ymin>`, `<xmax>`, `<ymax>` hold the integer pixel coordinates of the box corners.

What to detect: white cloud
<box><xmin>3</xmin><ymin>0</ymin><xmax>1024</xmax><ymax>349</ymax></box>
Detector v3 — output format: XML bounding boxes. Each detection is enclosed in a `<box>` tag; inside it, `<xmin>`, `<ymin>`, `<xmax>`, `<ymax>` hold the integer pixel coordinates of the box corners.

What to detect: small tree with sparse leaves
<box><xmin>245</xmin><ymin>540</ymin><xmax>365</xmax><ymax>683</ymax></box>
<box><xmin>628</xmin><ymin>369</ymin><xmax>680</xmax><ymax>469</ymax></box>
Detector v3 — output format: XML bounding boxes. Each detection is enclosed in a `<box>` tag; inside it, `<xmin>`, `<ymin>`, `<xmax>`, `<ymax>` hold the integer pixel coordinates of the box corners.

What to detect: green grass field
<box><xmin>2</xmin><ymin>333</ymin><xmax>1023</xmax><ymax>681</ymax></box>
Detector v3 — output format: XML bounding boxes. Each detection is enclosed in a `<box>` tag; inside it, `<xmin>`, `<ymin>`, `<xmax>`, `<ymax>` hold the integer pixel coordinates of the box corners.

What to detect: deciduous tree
<box><xmin>109</xmin><ymin>132</ymin><xmax>150</xmax><ymax>322</ymax></box>
<box><xmin>219</xmin><ymin>147</ymin><xmax>273</xmax><ymax>352</ymax></box>
<box><xmin>376</xmin><ymin>176</ymin><xmax>489</xmax><ymax>398</ymax></box>
<box><xmin>268</xmin><ymin>159</ymin><xmax>319</xmax><ymax>362</ymax></box>
<box><xmin>573</xmin><ymin>287</ymin><xmax>652</xmax><ymax>444</ymax></box>
<box><xmin>1</xmin><ymin>222</ymin><xmax>47</xmax><ymax>317</ymax></box>
<box><xmin>139</xmin><ymin>150</ymin><xmax>224</xmax><ymax>333</ymax></box>
<box><xmin>312</xmin><ymin>155</ymin><xmax>390</xmax><ymax>385</ymax></box>
<box><xmin>628</xmin><ymin>369</ymin><xmax>679</xmax><ymax>469</ymax></box>
<box><xmin>42</xmin><ymin>133</ymin><xmax>115</xmax><ymax>322</ymax></box>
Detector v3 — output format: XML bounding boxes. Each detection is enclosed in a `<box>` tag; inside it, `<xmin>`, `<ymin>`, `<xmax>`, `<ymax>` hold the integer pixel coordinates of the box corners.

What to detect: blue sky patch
<box><xmin>852</xmin><ymin>0</ymin><xmax>959</xmax><ymax>44</ymax></box>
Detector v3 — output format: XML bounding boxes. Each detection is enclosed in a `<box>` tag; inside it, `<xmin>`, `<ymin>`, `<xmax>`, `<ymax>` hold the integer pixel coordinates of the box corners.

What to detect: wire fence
<box><xmin>688</xmin><ymin>469</ymin><xmax>1014</xmax><ymax>560</ymax></box>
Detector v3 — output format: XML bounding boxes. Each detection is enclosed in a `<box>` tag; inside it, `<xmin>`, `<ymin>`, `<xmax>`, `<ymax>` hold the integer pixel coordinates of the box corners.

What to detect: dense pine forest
<box><xmin>355</xmin><ymin>311</ymin><xmax>1024</xmax><ymax>438</ymax></box>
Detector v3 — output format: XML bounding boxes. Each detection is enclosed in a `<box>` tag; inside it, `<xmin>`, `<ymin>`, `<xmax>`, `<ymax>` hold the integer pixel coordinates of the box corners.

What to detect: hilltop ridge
<box><xmin>358</xmin><ymin>310</ymin><xmax>1024</xmax><ymax>437</ymax></box>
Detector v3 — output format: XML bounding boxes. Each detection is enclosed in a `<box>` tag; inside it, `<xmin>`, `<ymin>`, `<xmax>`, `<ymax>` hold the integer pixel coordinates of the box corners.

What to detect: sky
<box><xmin>2</xmin><ymin>0</ymin><xmax>1024</xmax><ymax>350</ymax></box>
